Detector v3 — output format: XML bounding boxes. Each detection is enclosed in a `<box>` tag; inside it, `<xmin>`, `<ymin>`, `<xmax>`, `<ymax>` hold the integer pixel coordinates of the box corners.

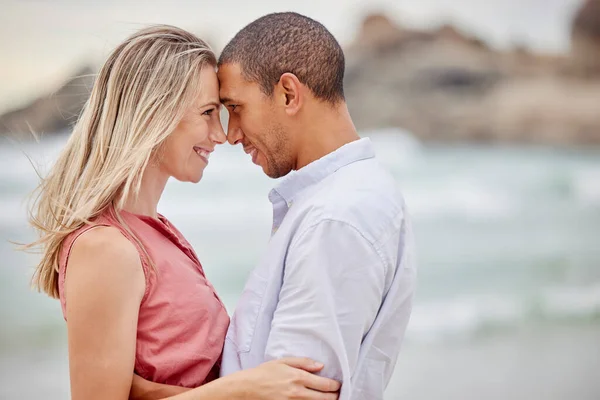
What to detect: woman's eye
<box><xmin>202</xmin><ymin>108</ymin><xmax>215</xmax><ymax>116</ymax></box>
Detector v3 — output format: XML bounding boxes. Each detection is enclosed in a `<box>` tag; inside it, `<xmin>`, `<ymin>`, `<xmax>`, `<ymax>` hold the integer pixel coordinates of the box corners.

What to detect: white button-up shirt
<box><xmin>221</xmin><ymin>138</ymin><xmax>416</xmax><ymax>400</ymax></box>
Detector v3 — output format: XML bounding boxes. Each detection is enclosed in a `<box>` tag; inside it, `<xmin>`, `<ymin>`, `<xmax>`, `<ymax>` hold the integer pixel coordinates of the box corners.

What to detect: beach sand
<box><xmin>387</xmin><ymin>323</ymin><xmax>600</xmax><ymax>400</ymax></box>
<box><xmin>1</xmin><ymin>323</ymin><xmax>598</xmax><ymax>399</ymax></box>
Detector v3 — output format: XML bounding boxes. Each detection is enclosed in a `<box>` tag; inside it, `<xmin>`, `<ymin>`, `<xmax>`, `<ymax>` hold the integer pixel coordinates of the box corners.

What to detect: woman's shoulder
<box><xmin>59</xmin><ymin>224</ymin><xmax>147</xmax><ymax>319</ymax></box>
<box><xmin>65</xmin><ymin>225</ymin><xmax>146</xmax><ymax>296</ymax></box>
<box><xmin>70</xmin><ymin>225</ymin><xmax>139</xmax><ymax>264</ymax></box>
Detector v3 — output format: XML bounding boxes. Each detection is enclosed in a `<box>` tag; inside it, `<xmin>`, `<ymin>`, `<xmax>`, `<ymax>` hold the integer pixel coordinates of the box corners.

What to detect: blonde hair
<box><xmin>25</xmin><ymin>25</ymin><xmax>217</xmax><ymax>298</ymax></box>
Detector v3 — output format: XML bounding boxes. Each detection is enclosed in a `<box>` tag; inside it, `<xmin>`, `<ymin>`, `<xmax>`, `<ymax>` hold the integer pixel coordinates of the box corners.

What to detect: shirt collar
<box><xmin>269</xmin><ymin>137</ymin><xmax>375</xmax><ymax>206</ymax></box>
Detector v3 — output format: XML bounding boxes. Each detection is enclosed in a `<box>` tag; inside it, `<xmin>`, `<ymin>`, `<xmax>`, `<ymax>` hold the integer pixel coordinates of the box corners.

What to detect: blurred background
<box><xmin>1</xmin><ymin>0</ymin><xmax>599</xmax><ymax>399</ymax></box>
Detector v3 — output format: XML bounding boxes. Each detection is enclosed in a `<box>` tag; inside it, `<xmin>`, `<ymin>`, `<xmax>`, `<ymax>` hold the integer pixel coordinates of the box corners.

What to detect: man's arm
<box><xmin>264</xmin><ymin>219</ymin><xmax>387</xmax><ymax>399</ymax></box>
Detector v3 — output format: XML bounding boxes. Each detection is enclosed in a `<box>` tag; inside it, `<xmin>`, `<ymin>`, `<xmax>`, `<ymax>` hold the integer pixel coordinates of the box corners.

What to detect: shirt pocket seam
<box><xmin>227</xmin><ymin>272</ymin><xmax>268</xmax><ymax>354</ymax></box>
<box><xmin>355</xmin><ymin>358</ymin><xmax>385</xmax><ymax>399</ymax></box>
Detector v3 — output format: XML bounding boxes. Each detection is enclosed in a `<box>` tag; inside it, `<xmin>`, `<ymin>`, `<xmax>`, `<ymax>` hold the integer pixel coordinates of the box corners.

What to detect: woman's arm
<box><xmin>131</xmin><ymin>358</ymin><xmax>340</xmax><ymax>400</ymax></box>
<box><xmin>66</xmin><ymin>226</ymin><xmax>339</xmax><ymax>400</ymax></box>
<box><xmin>65</xmin><ymin>226</ymin><xmax>147</xmax><ymax>400</ymax></box>
<box><xmin>130</xmin><ymin>374</ymin><xmax>189</xmax><ymax>399</ymax></box>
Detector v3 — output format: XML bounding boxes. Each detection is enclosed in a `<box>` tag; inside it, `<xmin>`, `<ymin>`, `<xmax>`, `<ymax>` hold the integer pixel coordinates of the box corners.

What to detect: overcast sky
<box><xmin>0</xmin><ymin>0</ymin><xmax>583</xmax><ymax>112</ymax></box>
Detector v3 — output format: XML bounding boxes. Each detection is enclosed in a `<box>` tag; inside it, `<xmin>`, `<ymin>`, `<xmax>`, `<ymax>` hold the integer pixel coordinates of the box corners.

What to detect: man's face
<box><xmin>218</xmin><ymin>63</ymin><xmax>294</xmax><ymax>178</ymax></box>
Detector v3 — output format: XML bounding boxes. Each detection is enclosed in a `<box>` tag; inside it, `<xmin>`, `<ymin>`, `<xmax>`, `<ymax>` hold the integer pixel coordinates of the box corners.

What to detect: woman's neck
<box><xmin>122</xmin><ymin>163</ymin><xmax>169</xmax><ymax>219</ymax></box>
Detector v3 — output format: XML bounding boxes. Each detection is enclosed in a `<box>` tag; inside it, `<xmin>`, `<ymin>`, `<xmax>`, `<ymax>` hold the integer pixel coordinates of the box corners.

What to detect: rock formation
<box><xmin>1</xmin><ymin>3</ymin><xmax>599</xmax><ymax>145</ymax></box>
<box><xmin>0</xmin><ymin>66</ymin><xmax>94</xmax><ymax>138</ymax></box>
<box><xmin>344</xmin><ymin>10</ymin><xmax>600</xmax><ymax>145</ymax></box>
<box><xmin>571</xmin><ymin>0</ymin><xmax>600</xmax><ymax>76</ymax></box>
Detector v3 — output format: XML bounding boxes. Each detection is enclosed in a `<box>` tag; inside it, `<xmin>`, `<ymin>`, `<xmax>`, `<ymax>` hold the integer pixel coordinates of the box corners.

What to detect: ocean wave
<box><xmin>7</xmin><ymin>283</ymin><xmax>600</xmax><ymax>346</ymax></box>
<box><xmin>364</xmin><ymin>127</ymin><xmax>422</xmax><ymax>169</ymax></box>
<box><xmin>0</xmin><ymin>196</ymin><xmax>31</xmax><ymax>229</ymax></box>
<box><xmin>539</xmin><ymin>284</ymin><xmax>600</xmax><ymax>318</ymax></box>
<box><xmin>406</xmin><ymin>285</ymin><xmax>600</xmax><ymax>343</ymax></box>
<box><xmin>0</xmin><ymin>135</ymin><xmax>66</xmax><ymax>179</ymax></box>
<box><xmin>572</xmin><ymin>167</ymin><xmax>600</xmax><ymax>207</ymax></box>
<box><xmin>404</xmin><ymin>178</ymin><xmax>517</xmax><ymax>220</ymax></box>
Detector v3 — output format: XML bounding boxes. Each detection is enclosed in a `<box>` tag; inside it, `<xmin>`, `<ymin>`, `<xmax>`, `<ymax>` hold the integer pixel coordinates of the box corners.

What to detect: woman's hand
<box><xmin>127</xmin><ymin>357</ymin><xmax>340</xmax><ymax>400</ymax></box>
<box><xmin>231</xmin><ymin>357</ymin><xmax>341</xmax><ymax>400</ymax></box>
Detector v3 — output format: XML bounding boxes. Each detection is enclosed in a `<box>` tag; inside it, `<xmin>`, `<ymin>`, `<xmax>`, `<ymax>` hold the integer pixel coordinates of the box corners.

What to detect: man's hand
<box><xmin>129</xmin><ymin>374</ymin><xmax>190</xmax><ymax>400</ymax></box>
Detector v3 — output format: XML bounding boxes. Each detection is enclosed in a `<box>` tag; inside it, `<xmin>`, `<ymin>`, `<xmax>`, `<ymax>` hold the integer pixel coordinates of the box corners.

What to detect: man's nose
<box><xmin>227</xmin><ymin>123</ymin><xmax>243</xmax><ymax>145</ymax></box>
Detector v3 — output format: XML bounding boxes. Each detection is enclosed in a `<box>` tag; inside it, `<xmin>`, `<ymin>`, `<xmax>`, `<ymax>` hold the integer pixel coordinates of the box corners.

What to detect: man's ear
<box><xmin>276</xmin><ymin>73</ymin><xmax>303</xmax><ymax>116</ymax></box>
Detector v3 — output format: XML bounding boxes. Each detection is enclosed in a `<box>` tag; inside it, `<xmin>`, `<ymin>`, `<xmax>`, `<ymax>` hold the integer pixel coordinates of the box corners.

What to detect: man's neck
<box><xmin>295</xmin><ymin>102</ymin><xmax>360</xmax><ymax>171</ymax></box>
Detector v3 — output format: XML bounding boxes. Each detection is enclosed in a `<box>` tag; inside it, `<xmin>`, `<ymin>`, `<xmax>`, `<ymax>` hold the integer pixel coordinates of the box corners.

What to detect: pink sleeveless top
<box><xmin>58</xmin><ymin>207</ymin><xmax>230</xmax><ymax>388</ymax></box>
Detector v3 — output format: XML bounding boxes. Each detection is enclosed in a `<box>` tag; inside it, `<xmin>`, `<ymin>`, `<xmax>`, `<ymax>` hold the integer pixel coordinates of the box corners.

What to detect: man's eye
<box><xmin>202</xmin><ymin>108</ymin><xmax>215</xmax><ymax>116</ymax></box>
<box><xmin>229</xmin><ymin>105</ymin><xmax>238</xmax><ymax>112</ymax></box>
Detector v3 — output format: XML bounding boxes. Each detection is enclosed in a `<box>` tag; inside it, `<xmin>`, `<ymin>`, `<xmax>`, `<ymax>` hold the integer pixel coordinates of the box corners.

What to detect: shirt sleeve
<box><xmin>264</xmin><ymin>219</ymin><xmax>387</xmax><ymax>399</ymax></box>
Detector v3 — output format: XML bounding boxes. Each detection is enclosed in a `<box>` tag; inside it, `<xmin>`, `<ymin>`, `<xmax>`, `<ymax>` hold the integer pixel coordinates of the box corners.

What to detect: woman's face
<box><xmin>160</xmin><ymin>66</ymin><xmax>226</xmax><ymax>183</ymax></box>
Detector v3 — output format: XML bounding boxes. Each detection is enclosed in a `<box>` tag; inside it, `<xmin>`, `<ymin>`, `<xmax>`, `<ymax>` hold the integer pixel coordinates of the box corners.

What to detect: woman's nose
<box><xmin>211</xmin><ymin>119</ymin><xmax>227</xmax><ymax>144</ymax></box>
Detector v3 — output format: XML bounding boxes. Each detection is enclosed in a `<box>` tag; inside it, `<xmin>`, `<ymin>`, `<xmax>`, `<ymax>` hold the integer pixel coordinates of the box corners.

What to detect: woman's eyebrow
<box><xmin>200</xmin><ymin>101</ymin><xmax>221</xmax><ymax>109</ymax></box>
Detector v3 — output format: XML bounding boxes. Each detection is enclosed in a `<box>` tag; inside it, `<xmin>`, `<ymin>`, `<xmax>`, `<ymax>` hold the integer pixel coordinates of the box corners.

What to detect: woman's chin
<box><xmin>175</xmin><ymin>170</ymin><xmax>204</xmax><ymax>184</ymax></box>
<box><xmin>191</xmin><ymin>173</ymin><xmax>204</xmax><ymax>183</ymax></box>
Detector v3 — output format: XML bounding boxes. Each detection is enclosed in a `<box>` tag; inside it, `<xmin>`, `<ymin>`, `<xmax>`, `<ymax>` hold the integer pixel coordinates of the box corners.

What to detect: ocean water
<box><xmin>1</xmin><ymin>129</ymin><xmax>599</xmax><ymax>399</ymax></box>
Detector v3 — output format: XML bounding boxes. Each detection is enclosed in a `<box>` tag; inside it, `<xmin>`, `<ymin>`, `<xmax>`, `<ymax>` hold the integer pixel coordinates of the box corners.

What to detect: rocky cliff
<box><xmin>344</xmin><ymin>7</ymin><xmax>600</xmax><ymax>145</ymax></box>
<box><xmin>0</xmin><ymin>66</ymin><xmax>94</xmax><ymax>138</ymax></box>
<box><xmin>2</xmin><ymin>1</ymin><xmax>600</xmax><ymax>145</ymax></box>
<box><xmin>571</xmin><ymin>0</ymin><xmax>600</xmax><ymax>76</ymax></box>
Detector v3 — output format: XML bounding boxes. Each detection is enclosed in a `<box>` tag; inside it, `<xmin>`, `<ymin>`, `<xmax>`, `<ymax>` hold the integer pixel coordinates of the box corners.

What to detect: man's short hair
<box><xmin>218</xmin><ymin>12</ymin><xmax>345</xmax><ymax>104</ymax></box>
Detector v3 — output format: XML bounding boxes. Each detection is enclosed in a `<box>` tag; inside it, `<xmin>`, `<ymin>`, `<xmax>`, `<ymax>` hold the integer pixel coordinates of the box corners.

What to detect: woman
<box><xmin>25</xmin><ymin>25</ymin><xmax>339</xmax><ymax>400</ymax></box>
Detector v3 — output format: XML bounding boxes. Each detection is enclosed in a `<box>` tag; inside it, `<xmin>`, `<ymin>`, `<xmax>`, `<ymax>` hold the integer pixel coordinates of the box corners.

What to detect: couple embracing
<box><xmin>27</xmin><ymin>11</ymin><xmax>416</xmax><ymax>400</ymax></box>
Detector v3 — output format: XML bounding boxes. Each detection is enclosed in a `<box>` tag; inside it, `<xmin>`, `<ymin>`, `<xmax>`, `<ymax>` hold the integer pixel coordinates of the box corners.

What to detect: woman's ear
<box><xmin>277</xmin><ymin>73</ymin><xmax>303</xmax><ymax>116</ymax></box>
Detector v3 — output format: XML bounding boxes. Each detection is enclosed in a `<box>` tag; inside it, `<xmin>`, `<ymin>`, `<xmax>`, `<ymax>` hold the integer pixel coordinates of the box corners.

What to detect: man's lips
<box><xmin>243</xmin><ymin>146</ymin><xmax>259</xmax><ymax>164</ymax></box>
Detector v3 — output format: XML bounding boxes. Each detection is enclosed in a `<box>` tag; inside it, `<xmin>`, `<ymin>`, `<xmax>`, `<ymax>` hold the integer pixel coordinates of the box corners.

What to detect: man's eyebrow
<box><xmin>220</xmin><ymin>96</ymin><xmax>234</xmax><ymax>105</ymax></box>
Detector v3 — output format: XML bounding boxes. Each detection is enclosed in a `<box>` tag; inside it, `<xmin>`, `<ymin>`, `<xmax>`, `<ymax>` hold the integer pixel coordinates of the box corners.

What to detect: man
<box><xmin>217</xmin><ymin>12</ymin><xmax>416</xmax><ymax>400</ymax></box>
